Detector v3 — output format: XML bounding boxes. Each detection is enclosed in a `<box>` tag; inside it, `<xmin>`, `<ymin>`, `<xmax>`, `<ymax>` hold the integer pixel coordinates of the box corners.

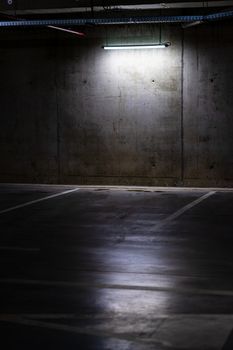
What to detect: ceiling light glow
<box><xmin>103</xmin><ymin>43</ymin><xmax>171</xmax><ymax>50</ymax></box>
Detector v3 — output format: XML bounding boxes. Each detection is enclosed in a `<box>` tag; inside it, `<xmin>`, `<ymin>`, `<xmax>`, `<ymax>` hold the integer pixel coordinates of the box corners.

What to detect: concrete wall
<box><xmin>0</xmin><ymin>22</ymin><xmax>233</xmax><ymax>187</ymax></box>
<box><xmin>183</xmin><ymin>23</ymin><xmax>233</xmax><ymax>187</ymax></box>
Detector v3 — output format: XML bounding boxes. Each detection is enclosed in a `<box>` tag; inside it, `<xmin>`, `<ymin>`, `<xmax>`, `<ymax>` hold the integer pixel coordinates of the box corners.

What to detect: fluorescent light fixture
<box><xmin>103</xmin><ymin>43</ymin><xmax>171</xmax><ymax>50</ymax></box>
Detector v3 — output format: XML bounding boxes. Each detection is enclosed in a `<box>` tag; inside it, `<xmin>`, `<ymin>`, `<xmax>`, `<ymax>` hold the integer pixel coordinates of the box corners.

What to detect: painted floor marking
<box><xmin>68</xmin><ymin>185</ymin><xmax>233</xmax><ymax>192</ymax></box>
<box><xmin>0</xmin><ymin>188</ymin><xmax>80</xmax><ymax>215</ymax></box>
<box><xmin>0</xmin><ymin>246</ymin><xmax>40</xmax><ymax>252</ymax></box>
<box><xmin>156</xmin><ymin>191</ymin><xmax>216</xmax><ymax>228</ymax></box>
<box><xmin>1</xmin><ymin>278</ymin><xmax>233</xmax><ymax>297</ymax></box>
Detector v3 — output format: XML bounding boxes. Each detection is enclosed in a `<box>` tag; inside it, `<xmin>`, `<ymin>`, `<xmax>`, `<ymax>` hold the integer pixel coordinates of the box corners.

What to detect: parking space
<box><xmin>0</xmin><ymin>184</ymin><xmax>233</xmax><ymax>349</ymax></box>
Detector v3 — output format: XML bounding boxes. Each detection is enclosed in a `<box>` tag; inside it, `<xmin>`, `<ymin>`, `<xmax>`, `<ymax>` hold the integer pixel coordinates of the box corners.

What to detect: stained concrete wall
<box><xmin>0</xmin><ymin>22</ymin><xmax>233</xmax><ymax>186</ymax></box>
<box><xmin>183</xmin><ymin>22</ymin><xmax>233</xmax><ymax>187</ymax></box>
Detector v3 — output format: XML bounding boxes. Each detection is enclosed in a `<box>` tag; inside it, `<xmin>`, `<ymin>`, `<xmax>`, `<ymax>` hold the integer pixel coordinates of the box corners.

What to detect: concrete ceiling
<box><xmin>0</xmin><ymin>1</ymin><xmax>232</xmax><ymax>34</ymax></box>
<box><xmin>0</xmin><ymin>0</ymin><xmax>232</xmax><ymax>27</ymax></box>
<box><xmin>0</xmin><ymin>0</ymin><xmax>232</xmax><ymax>13</ymax></box>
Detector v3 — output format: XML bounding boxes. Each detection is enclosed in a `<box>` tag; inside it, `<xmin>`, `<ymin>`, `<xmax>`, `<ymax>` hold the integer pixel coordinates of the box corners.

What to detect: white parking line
<box><xmin>0</xmin><ymin>188</ymin><xmax>80</xmax><ymax>215</ymax></box>
<box><xmin>156</xmin><ymin>191</ymin><xmax>216</xmax><ymax>228</ymax></box>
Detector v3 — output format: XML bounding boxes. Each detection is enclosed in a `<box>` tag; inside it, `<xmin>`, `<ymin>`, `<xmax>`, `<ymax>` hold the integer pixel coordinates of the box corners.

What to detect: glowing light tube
<box><xmin>103</xmin><ymin>43</ymin><xmax>170</xmax><ymax>50</ymax></box>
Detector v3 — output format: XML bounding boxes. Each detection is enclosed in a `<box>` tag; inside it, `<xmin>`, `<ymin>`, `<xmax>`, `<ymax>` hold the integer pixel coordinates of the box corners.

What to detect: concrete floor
<box><xmin>0</xmin><ymin>184</ymin><xmax>233</xmax><ymax>349</ymax></box>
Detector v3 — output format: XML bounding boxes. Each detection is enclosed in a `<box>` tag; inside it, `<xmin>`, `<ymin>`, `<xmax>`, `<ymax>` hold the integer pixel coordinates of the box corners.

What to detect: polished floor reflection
<box><xmin>0</xmin><ymin>184</ymin><xmax>233</xmax><ymax>349</ymax></box>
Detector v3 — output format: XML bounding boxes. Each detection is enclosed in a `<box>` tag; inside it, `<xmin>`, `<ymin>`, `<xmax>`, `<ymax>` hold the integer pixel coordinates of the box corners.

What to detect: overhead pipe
<box><xmin>0</xmin><ymin>10</ymin><xmax>233</xmax><ymax>27</ymax></box>
<box><xmin>206</xmin><ymin>10</ymin><xmax>233</xmax><ymax>20</ymax></box>
<box><xmin>0</xmin><ymin>11</ymin><xmax>85</xmax><ymax>36</ymax></box>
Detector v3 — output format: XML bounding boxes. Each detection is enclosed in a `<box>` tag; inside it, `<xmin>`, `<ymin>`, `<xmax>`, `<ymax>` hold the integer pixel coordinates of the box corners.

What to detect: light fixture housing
<box><xmin>103</xmin><ymin>42</ymin><xmax>171</xmax><ymax>50</ymax></box>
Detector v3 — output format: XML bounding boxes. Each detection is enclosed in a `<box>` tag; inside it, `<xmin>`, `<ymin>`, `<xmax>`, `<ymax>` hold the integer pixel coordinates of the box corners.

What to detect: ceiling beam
<box><xmin>0</xmin><ymin>0</ymin><xmax>230</xmax><ymax>11</ymax></box>
<box><xmin>1</xmin><ymin>1</ymin><xmax>232</xmax><ymax>15</ymax></box>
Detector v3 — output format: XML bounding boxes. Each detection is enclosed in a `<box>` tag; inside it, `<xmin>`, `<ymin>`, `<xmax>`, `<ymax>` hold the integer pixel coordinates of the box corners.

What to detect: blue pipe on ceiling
<box><xmin>0</xmin><ymin>10</ymin><xmax>232</xmax><ymax>27</ymax></box>
<box><xmin>205</xmin><ymin>10</ymin><xmax>233</xmax><ymax>21</ymax></box>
